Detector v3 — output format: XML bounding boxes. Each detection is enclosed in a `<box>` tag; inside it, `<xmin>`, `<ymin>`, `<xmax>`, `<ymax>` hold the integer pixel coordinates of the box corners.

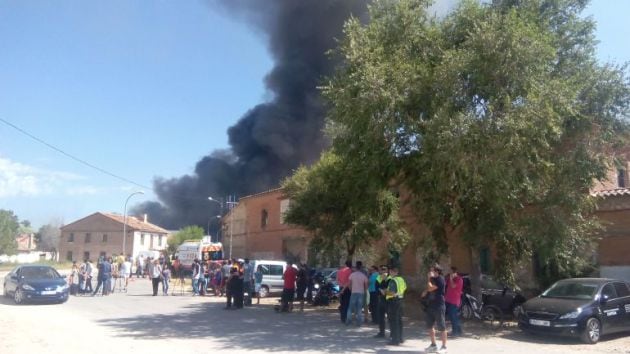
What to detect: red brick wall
<box><xmin>240</xmin><ymin>190</ymin><xmax>311</xmax><ymax>261</ymax></box>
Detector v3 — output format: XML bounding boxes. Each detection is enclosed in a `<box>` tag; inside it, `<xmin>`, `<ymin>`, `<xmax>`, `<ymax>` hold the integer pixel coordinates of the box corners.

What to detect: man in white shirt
<box><xmin>121</xmin><ymin>256</ymin><xmax>132</xmax><ymax>291</ymax></box>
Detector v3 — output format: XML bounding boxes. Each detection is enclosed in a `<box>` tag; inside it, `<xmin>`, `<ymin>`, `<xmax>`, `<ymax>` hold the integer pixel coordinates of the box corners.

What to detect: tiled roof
<box><xmin>239</xmin><ymin>187</ymin><xmax>284</xmax><ymax>201</ymax></box>
<box><xmin>101</xmin><ymin>213</ymin><xmax>169</xmax><ymax>234</ymax></box>
<box><xmin>590</xmin><ymin>188</ymin><xmax>630</xmax><ymax>198</ymax></box>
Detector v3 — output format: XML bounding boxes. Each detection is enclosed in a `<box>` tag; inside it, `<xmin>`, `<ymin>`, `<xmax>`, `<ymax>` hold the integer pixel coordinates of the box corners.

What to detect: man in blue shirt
<box><xmin>368</xmin><ymin>266</ymin><xmax>379</xmax><ymax>324</ymax></box>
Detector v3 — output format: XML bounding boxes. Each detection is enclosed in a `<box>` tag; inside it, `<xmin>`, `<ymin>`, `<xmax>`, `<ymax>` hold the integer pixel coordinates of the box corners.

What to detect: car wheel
<box><xmin>481</xmin><ymin>306</ymin><xmax>503</xmax><ymax>325</ymax></box>
<box><xmin>259</xmin><ymin>285</ymin><xmax>269</xmax><ymax>298</ymax></box>
<box><xmin>14</xmin><ymin>288</ymin><xmax>24</xmax><ymax>304</ymax></box>
<box><xmin>460</xmin><ymin>303</ymin><xmax>474</xmax><ymax>320</ymax></box>
<box><xmin>581</xmin><ymin>317</ymin><xmax>601</xmax><ymax>344</ymax></box>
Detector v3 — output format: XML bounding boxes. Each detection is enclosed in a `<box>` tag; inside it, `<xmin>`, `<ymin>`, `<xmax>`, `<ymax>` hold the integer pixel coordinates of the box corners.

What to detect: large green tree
<box><xmin>324</xmin><ymin>0</ymin><xmax>630</xmax><ymax>287</ymax></box>
<box><xmin>0</xmin><ymin>209</ymin><xmax>19</xmax><ymax>255</ymax></box>
<box><xmin>282</xmin><ymin>151</ymin><xmax>407</xmax><ymax>261</ymax></box>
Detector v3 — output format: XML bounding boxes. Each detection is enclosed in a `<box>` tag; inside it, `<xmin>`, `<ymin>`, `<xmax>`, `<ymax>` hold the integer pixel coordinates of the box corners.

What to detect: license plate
<box><xmin>41</xmin><ymin>290</ymin><xmax>56</xmax><ymax>295</ymax></box>
<box><xmin>530</xmin><ymin>319</ymin><xmax>550</xmax><ymax>326</ymax></box>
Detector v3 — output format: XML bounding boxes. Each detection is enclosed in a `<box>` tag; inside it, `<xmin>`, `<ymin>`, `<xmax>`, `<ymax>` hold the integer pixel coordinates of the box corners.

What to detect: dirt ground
<box><xmin>1</xmin><ymin>272</ymin><xmax>629</xmax><ymax>354</ymax></box>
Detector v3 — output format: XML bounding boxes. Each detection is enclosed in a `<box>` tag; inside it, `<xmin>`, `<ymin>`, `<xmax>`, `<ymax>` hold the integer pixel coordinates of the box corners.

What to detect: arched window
<box><xmin>261</xmin><ymin>209</ymin><xmax>269</xmax><ymax>228</ymax></box>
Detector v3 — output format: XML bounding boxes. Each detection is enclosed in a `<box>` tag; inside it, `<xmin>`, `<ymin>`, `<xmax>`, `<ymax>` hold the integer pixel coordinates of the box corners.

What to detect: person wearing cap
<box><xmin>422</xmin><ymin>264</ymin><xmax>447</xmax><ymax>353</ymax></box>
<box><xmin>385</xmin><ymin>266</ymin><xmax>406</xmax><ymax>346</ymax></box>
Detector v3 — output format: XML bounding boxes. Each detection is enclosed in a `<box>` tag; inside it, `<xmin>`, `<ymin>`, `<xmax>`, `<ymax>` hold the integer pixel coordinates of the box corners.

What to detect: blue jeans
<box><xmin>162</xmin><ymin>277</ymin><xmax>170</xmax><ymax>294</ymax></box>
<box><xmin>446</xmin><ymin>302</ymin><xmax>462</xmax><ymax>335</ymax></box>
<box><xmin>192</xmin><ymin>277</ymin><xmax>200</xmax><ymax>295</ymax></box>
<box><xmin>346</xmin><ymin>293</ymin><xmax>365</xmax><ymax>325</ymax></box>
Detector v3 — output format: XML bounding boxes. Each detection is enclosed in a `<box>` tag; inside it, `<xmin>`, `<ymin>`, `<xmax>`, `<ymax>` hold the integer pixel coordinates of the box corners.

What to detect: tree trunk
<box><xmin>469</xmin><ymin>245</ymin><xmax>483</xmax><ymax>301</ymax></box>
<box><xmin>346</xmin><ymin>242</ymin><xmax>356</xmax><ymax>262</ymax></box>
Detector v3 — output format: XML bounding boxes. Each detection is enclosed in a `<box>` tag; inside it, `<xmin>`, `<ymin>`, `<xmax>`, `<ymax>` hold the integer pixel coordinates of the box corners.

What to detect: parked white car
<box><xmin>251</xmin><ymin>260</ymin><xmax>289</xmax><ymax>298</ymax></box>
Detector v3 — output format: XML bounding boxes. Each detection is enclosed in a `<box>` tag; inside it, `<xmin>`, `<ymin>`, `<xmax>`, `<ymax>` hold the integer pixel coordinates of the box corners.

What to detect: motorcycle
<box><xmin>311</xmin><ymin>273</ymin><xmax>340</xmax><ymax>306</ymax></box>
<box><xmin>460</xmin><ymin>292</ymin><xmax>504</xmax><ymax>324</ymax></box>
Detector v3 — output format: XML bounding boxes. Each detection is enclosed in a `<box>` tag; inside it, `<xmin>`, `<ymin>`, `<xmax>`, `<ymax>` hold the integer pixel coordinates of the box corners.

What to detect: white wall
<box><xmin>0</xmin><ymin>252</ymin><xmax>55</xmax><ymax>264</ymax></box>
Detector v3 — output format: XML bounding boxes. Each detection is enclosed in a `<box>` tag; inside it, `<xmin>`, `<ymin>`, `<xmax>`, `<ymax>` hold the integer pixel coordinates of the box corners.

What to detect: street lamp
<box><xmin>209</xmin><ymin>196</ymin><xmax>238</xmax><ymax>259</ymax></box>
<box><xmin>123</xmin><ymin>191</ymin><xmax>144</xmax><ymax>257</ymax></box>
<box><xmin>208</xmin><ymin>196</ymin><xmax>221</xmax><ymax>207</ymax></box>
<box><xmin>225</xmin><ymin>201</ymin><xmax>238</xmax><ymax>260</ymax></box>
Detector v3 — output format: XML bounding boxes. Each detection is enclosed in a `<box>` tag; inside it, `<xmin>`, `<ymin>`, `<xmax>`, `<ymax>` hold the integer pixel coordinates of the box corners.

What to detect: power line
<box><xmin>0</xmin><ymin>117</ymin><xmax>152</xmax><ymax>190</ymax></box>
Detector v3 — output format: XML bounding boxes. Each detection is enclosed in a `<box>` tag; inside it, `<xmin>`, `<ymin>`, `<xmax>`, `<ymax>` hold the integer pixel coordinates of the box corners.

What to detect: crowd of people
<box><xmin>67</xmin><ymin>252</ymin><xmax>171</xmax><ymax>296</ymax></box>
<box><xmin>331</xmin><ymin>261</ymin><xmax>463</xmax><ymax>353</ymax></box>
<box><xmin>66</xmin><ymin>252</ymin><xmax>463</xmax><ymax>353</ymax></box>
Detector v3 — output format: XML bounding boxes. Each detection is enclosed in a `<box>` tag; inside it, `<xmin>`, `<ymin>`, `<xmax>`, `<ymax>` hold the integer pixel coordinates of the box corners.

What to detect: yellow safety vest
<box><xmin>386</xmin><ymin>276</ymin><xmax>407</xmax><ymax>300</ymax></box>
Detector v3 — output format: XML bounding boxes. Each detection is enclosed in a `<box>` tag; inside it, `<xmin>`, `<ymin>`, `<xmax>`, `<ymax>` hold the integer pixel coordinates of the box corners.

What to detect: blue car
<box><xmin>518</xmin><ymin>278</ymin><xmax>630</xmax><ymax>344</ymax></box>
<box><xmin>3</xmin><ymin>264</ymin><xmax>69</xmax><ymax>304</ymax></box>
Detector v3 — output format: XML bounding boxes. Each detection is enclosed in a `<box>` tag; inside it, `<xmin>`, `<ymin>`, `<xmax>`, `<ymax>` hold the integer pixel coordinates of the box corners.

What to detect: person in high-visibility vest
<box><xmin>385</xmin><ymin>266</ymin><xmax>407</xmax><ymax>346</ymax></box>
<box><xmin>373</xmin><ymin>265</ymin><xmax>390</xmax><ymax>338</ymax></box>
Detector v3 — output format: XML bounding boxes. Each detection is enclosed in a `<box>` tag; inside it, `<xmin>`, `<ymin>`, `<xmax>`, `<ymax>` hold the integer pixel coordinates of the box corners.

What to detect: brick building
<box><xmin>221</xmin><ymin>159</ymin><xmax>630</xmax><ymax>287</ymax></box>
<box><xmin>223</xmin><ymin>188</ymin><xmax>311</xmax><ymax>262</ymax></box>
<box><xmin>59</xmin><ymin>212</ymin><xmax>169</xmax><ymax>262</ymax></box>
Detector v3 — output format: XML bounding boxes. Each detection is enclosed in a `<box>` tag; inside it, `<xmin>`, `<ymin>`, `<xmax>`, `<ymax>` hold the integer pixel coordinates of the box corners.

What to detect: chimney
<box><xmin>143</xmin><ymin>214</ymin><xmax>148</xmax><ymax>223</ymax></box>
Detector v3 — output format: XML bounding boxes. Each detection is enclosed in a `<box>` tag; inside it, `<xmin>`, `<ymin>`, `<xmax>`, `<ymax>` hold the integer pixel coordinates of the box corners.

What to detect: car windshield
<box><xmin>20</xmin><ymin>267</ymin><xmax>60</xmax><ymax>280</ymax></box>
<box><xmin>541</xmin><ymin>281</ymin><xmax>599</xmax><ymax>300</ymax></box>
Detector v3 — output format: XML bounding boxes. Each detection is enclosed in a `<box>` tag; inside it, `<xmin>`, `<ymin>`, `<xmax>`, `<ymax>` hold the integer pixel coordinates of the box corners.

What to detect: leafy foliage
<box><xmin>282</xmin><ymin>151</ymin><xmax>408</xmax><ymax>260</ymax></box>
<box><xmin>0</xmin><ymin>209</ymin><xmax>19</xmax><ymax>255</ymax></box>
<box><xmin>324</xmin><ymin>0</ymin><xmax>630</xmax><ymax>285</ymax></box>
<box><xmin>167</xmin><ymin>225</ymin><xmax>205</xmax><ymax>254</ymax></box>
<box><xmin>35</xmin><ymin>220</ymin><xmax>63</xmax><ymax>257</ymax></box>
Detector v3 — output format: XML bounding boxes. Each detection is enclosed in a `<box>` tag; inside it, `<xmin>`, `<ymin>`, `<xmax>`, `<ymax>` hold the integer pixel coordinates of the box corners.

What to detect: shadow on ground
<box><xmin>97</xmin><ymin>301</ymin><xmax>429</xmax><ymax>353</ymax></box>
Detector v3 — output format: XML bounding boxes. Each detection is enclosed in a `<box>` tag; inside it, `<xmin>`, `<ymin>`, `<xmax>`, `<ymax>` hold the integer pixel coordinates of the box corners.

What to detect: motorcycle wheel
<box><xmin>460</xmin><ymin>303</ymin><xmax>473</xmax><ymax>320</ymax></box>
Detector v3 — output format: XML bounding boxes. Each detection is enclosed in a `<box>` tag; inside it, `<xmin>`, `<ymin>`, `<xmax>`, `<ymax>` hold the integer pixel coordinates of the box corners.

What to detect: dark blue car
<box><xmin>3</xmin><ymin>264</ymin><xmax>69</xmax><ymax>304</ymax></box>
<box><xmin>518</xmin><ymin>278</ymin><xmax>630</xmax><ymax>344</ymax></box>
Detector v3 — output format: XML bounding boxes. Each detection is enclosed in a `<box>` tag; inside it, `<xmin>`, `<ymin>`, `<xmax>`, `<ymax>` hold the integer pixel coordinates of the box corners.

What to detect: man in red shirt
<box><xmin>280</xmin><ymin>263</ymin><xmax>298</xmax><ymax>312</ymax></box>
<box><xmin>445</xmin><ymin>266</ymin><xmax>464</xmax><ymax>336</ymax></box>
<box><xmin>337</xmin><ymin>260</ymin><xmax>353</xmax><ymax>323</ymax></box>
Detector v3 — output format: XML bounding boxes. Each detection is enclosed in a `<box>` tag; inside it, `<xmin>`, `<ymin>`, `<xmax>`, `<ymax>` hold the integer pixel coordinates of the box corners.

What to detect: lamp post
<box><xmin>208</xmin><ymin>197</ymin><xmax>238</xmax><ymax>259</ymax></box>
<box><xmin>225</xmin><ymin>201</ymin><xmax>238</xmax><ymax>260</ymax></box>
<box><xmin>123</xmin><ymin>191</ymin><xmax>144</xmax><ymax>258</ymax></box>
<box><xmin>208</xmin><ymin>197</ymin><xmax>222</xmax><ymax>242</ymax></box>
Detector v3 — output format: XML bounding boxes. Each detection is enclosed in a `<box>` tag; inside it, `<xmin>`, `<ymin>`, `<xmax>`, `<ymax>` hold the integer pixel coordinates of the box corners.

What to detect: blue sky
<box><xmin>0</xmin><ymin>0</ymin><xmax>629</xmax><ymax>229</ymax></box>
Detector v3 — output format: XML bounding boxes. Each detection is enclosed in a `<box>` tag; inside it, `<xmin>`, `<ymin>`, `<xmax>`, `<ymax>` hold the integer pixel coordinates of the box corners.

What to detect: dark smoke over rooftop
<box><xmin>133</xmin><ymin>0</ymin><xmax>369</xmax><ymax>230</ymax></box>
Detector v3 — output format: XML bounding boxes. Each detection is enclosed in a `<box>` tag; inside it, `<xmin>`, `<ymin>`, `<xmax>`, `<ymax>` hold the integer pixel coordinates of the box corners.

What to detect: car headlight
<box><xmin>559</xmin><ymin>308</ymin><xmax>582</xmax><ymax>319</ymax></box>
<box><xmin>22</xmin><ymin>284</ymin><xmax>35</xmax><ymax>291</ymax></box>
<box><xmin>57</xmin><ymin>285</ymin><xmax>68</xmax><ymax>292</ymax></box>
<box><xmin>314</xmin><ymin>284</ymin><xmax>320</xmax><ymax>289</ymax></box>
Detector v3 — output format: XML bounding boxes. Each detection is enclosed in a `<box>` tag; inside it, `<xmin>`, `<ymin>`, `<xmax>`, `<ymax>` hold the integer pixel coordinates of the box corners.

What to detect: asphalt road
<box><xmin>1</xmin><ymin>272</ymin><xmax>629</xmax><ymax>354</ymax></box>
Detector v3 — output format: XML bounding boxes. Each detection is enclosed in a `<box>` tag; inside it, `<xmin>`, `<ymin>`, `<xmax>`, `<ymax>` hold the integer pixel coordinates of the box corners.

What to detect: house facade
<box><xmin>591</xmin><ymin>189</ymin><xmax>630</xmax><ymax>282</ymax></box>
<box><xmin>220</xmin><ymin>157</ymin><xmax>630</xmax><ymax>288</ymax></box>
<box><xmin>59</xmin><ymin>212</ymin><xmax>169</xmax><ymax>262</ymax></box>
<box><xmin>16</xmin><ymin>233</ymin><xmax>37</xmax><ymax>252</ymax></box>
<box><xmin>222</xmin><ymin>188</ymin><xmax>311</xmax><ymax>262</ymax></box>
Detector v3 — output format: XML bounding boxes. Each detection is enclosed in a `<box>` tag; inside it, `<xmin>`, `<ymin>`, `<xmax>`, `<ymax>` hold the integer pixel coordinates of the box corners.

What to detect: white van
<box><xmin>251</xmin><ymin>260</ymin><xmax>288</xmax><ymax>298</ymax></box>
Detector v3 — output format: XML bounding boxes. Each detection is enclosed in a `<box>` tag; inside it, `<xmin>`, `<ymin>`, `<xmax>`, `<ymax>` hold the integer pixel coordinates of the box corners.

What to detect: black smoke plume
<box><xmin>133</xmin><ymin>0</ymin><xmax>369</xmax><ymax>230</ymax></box>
